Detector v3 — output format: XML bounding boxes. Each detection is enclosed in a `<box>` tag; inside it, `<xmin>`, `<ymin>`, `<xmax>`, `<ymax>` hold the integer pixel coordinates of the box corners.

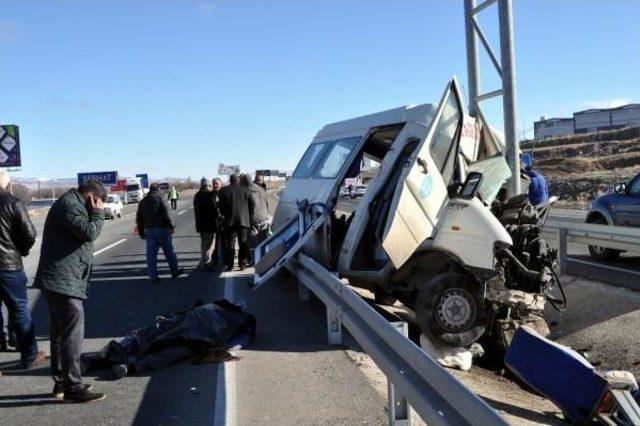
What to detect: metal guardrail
<box><xmin>286</xmin><ymin>253</ymin><xmax>508</xmax><ymax>426</ymax></box>
<box><xmin>544</xmin><ymin>220</ymin><xmax>640</xmax><ymax>287</ymax></box>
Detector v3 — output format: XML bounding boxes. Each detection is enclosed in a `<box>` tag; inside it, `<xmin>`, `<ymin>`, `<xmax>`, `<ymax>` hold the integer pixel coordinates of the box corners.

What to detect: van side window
<box><xmin>429</xmin><ymin>94</ymin><xmax>461</xmax><ymax>184</ymax></box>
<box><xmin>315</xmin><ymin>137</ymin><xmax>361</xmax><ymax>178</ymax></box>
<box><xmin>293</xmin><ymin>142</ymin><xmax>330</xmax><ymax>178</ymax></box>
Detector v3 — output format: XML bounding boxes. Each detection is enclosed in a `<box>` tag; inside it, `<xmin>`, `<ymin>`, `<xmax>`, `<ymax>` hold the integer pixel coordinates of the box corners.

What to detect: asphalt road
<box><xmin>0</xmin><ymin>197</ymin><xmax>386</xmax><ymax>425</ymax></box>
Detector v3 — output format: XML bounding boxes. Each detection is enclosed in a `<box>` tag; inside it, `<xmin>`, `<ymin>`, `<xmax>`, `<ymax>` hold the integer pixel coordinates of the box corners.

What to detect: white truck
<box><xmin>255</xmin><ymin>78</ymin><xmax>561</xmax><ymax>356</ymax></box>
<box><xmin>125</xmin><ymin>178</ymin><xmax>145</xmax><ymax>204</ymax></box>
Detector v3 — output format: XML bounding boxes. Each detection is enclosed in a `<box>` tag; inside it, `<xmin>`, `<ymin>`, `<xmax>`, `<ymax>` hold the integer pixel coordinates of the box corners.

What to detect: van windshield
<box><xmin>126</xmin><ymin>184</ymin><xmax>140</xmax><ymax>191</ymax></box>
<box><xmin>293</xmin><ymin>142</ymin><xmax>330</xmax><ymax>178</ymax></box>
<box><xmin>315</xmin><ymin>137</ymin><xmax>361</xmax><ymax>178</ymax></box>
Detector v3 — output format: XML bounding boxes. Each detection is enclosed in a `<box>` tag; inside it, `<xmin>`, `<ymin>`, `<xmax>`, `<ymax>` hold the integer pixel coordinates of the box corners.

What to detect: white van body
<box><xmin>125</xmin><ymin>178</ymin><xmax>144</xmax><ymax>203</ymax></box>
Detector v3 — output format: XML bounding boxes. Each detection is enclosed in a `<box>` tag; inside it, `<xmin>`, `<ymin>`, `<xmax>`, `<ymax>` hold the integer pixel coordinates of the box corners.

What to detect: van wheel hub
<box><xmin>436</xmin><ymin>288</ymin><xmax>476</xmax><ymax>332</ymax></box>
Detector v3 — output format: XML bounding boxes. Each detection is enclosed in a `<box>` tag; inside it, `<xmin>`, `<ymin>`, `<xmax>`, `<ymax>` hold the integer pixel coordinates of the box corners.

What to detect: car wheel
<box><xmin>415</xmin><ymin>272</ymin><xmax>487</xmax><ymax>347</ymax></box>
<box><xmin>587</xmin><ymin>216</ymin><xmax>620</xmax><ymax>261</ymax></box>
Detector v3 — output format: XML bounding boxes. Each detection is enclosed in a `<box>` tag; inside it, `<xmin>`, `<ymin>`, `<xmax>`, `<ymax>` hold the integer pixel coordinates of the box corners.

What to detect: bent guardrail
<box><xmin>286</xmin><ymin>253</ymin><xmax>508</xmax><ymax>426</ymax></box>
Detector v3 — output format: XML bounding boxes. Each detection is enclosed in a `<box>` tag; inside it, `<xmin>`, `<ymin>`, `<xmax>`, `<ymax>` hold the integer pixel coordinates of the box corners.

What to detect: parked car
<box><xmin>104</xmin><ymin>194</ymin><xmax>124</xmax><ymax>219</ymax></box>
<box><xmin>339</xmin><ymin>187</ymin><xmax>350</xmax><ymax>197</ymax></box>
<box><xmin>355</xmin><ymin>185</ymin><xmax>367</xmax><ymax>197</ymax></box>
<box><xmin>586</xmin><ymin>172</ymin><xmax>640</xmax><ymax>260</ymax></box>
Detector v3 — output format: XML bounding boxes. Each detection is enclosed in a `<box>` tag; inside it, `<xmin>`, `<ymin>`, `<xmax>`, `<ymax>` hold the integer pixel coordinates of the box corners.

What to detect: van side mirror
<box><xmin>458</xmin><ymin>172</ymin><xmax>483</xmax><ymax>200</ymax></box>
<box><xmin>614</xmin><ymin>182</ymin><xmax>627</xmax><ymax>194</ymax></box>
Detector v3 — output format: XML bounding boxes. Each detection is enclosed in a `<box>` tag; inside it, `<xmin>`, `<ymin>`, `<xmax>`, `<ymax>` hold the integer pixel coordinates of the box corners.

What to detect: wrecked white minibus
<box><xmin>255</xmin><ymin>78</ymin><xmax>562</xmax><ymax>352</ymax></box>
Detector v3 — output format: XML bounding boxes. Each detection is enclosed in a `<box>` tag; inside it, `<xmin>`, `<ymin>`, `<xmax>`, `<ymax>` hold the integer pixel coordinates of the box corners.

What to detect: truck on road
<box><xmin>125</xmin><ymin>178</ymin><xmax>145</xmax><ymax>203</ymax></box>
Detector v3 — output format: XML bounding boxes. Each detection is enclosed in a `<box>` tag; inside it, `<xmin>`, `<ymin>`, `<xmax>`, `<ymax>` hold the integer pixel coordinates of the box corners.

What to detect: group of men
<box><xmin>0</xmin><ymin>172</ymin><xmax>109</xmax><ymax>402</ymax></box>
<box><xmin>193</xmin><ymin>173</ymin><xmax>270</xmax><ymax>272</ymax></box>
<box><xmin>0</xmin><ymin>170</ymin><xmax>271</xmax><ymax>405</ymax></box>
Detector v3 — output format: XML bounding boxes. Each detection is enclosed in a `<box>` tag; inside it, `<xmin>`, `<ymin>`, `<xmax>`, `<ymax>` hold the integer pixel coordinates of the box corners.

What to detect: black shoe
<box><xmin>53</xmin><ymin>383</ymin><xmax>93</xmax><ymax>399</ymax></box>
<box><xmin>112</xmin><ymin>364</ymin><xmax>128</xmax><ymax>379</ymax></box>
<box><xmin>171</xmin><ymin>268</ymin><xmax>184</xmax><ymax>278</ymax></box>
<box><xmin>151</xmin><ymin>277</ymin><xmax>162</xmax><ymax>284</ymax></box>
<box><xmin>63</xmin><ymin>387</ymin><xmax>106</xmax><ymax>403</ymax></box>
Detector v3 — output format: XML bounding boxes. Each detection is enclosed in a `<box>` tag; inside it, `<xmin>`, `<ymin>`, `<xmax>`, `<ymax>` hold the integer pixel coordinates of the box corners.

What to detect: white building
<box><xmin>534</xmin><ymin>103</ymin><xmax>640</xmax><ymax>139</ymax></box>
<box><xmin>533</xmin><ymin>117</ymin><xmax>575</xmax><ymax>139</ymax></box>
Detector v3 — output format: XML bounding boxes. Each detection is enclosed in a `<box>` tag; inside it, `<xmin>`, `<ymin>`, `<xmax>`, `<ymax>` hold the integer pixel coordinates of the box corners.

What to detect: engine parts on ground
<box><xmin>419</xmin><ymin>334</ymin><xmax>484</xmax><ymax>371</ymax></box>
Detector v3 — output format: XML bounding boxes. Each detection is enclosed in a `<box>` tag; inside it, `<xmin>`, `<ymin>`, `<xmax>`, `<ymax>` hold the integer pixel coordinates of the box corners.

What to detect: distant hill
<box><xmin>522</xmin><ymin>127</ymin><xmax>640</xmax><ymax>209</ymax></box>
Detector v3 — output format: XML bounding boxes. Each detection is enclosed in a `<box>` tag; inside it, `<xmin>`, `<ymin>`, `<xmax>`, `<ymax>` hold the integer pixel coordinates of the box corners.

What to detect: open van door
<box><xmin>381</xmin><ymin>79</ymin><xmax>465</xmax><ymax>268</ymax></box>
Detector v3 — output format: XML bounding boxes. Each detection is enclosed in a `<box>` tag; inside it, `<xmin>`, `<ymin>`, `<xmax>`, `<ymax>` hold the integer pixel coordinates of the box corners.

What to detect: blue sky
<box><xmin>1</xmin><ymin>0</ymin><xmax>638</xmax><ymax>179</ymax></box>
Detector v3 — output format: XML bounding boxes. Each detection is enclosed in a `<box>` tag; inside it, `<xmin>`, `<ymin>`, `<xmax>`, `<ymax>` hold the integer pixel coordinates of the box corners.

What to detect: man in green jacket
<box><xmin>168</xmin><ymin>186</ymin><xmax>179</xmax><ymax>211</ymax></box>
<box><xmin>34</xmin><ymin>180</ymin><xmax>107</xmax><ymax>403</ymax></box>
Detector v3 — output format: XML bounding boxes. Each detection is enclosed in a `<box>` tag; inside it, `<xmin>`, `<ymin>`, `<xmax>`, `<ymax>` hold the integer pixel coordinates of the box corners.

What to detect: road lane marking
<box><xmin>214</xmin><ymin>272</ymin><xmax>237</xmax><ymax>426</ymax></box>
<box><xmin>178</xmin><ymin>210</ymin><xmax>186</xmax><ymax>216</ymax></box>
<box><xmin>93</xmin><ymin>238</ymin><xmax>127</xmax><ymax>256</ymax></box>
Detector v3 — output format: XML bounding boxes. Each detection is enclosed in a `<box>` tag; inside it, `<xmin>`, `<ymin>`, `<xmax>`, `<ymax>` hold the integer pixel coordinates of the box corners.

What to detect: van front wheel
<box><xmin>415</xmin><ymin>272</ymin><xmax>487</xmax><ymax>347</ymax></box>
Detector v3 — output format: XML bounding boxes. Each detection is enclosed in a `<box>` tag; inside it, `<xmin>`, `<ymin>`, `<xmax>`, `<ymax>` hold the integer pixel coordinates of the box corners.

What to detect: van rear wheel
<box><xmin>415</xmin><ymin>272</ymin><xmax>487</xmax><ymax>347</ymax></box>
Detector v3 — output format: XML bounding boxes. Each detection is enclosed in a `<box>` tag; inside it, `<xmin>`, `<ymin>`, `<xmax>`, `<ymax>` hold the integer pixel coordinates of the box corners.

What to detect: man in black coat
<box><xmin>34</xmin><ymin>179</ymin><xmax>107</xmax><ymax>402</ymax></box>
<box><xmin>193</xmin><ymin>178</ymin><xmax>219</xmax><ymax>270</ymax></box>
<box><xmin>0</xmin><ymin>170</ymin><xmax>42</xmax><ymax>369</ymax></box>
<box><xmin>219</xmin><ymin>174</ymin><xmax>251</xmax><ymax>271</ymax></box>
<box><xmin>136</xmin><ymin>183</ymin><xmax>183</xmax><ymax>283</ymax></box>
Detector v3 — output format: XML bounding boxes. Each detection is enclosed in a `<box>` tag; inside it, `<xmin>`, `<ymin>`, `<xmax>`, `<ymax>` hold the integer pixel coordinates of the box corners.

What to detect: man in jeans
<box><xmin>137</xmin><ymin>183</ymin><xmax>183</xmax><ymax>283</ymax></box>
<box><xmin>34</xmin><ymin>179</ymin><xmax>107</xmax><ymax>403</ymax></box>
<box><xmin>0</xmin><ymin>170</ymin><xmax>43</xmax><ymax>368</ymax></box>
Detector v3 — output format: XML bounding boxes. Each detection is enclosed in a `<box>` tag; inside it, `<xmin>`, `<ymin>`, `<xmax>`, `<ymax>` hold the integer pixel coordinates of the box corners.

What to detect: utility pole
<box><xmin>464</xmin><ymin>0</ymin><xmax>521</xmax><ymax>196</ymax></box>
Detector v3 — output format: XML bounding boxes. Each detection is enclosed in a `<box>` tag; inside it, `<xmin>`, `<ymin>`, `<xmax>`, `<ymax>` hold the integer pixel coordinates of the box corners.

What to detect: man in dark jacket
<box><xmin>219</xmin><ymin>174</ymin><xmax>251</xmax><ymax>271</ymax></box>
<box><xmin>248</xmin><ymin>174</ymin><xmax>270</xmax><ymax>263</ymax></box>
<box><xmin>0</xmin><ymin>170</ymin><xmax>43</xmax><ymax>368</ymax></box>
<box><xmin>34</xmin><ymin>179</ymin><xmax>107</xmax><ymax>403</ymax></box>
<box><xmin>136</xmin><ymin>183</ymin><xmax>183</xmax><ymax>283</ymax></box>
<box><xmin>193</xmin><ymin>178</ymin><xmax>219</xmax><ymax>270</ymax></box>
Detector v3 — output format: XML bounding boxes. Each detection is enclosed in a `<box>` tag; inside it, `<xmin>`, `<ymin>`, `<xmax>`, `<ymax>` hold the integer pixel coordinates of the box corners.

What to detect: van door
<box><xmin>381</xmin><ymin>79</ymin><xmax>465</xmax><ymax>268</ymax></box>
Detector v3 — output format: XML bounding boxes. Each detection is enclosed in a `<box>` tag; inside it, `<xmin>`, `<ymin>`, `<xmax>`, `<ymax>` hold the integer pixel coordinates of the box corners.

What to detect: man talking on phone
<box><xmin>34</xmin><ymin>180</ymin><xmax>107</xmax><ymax>403</ymax></box>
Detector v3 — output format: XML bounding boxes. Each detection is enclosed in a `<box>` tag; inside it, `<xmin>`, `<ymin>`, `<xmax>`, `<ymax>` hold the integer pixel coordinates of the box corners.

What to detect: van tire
<box><xmin>415</xmin><ymin>272</ymin><xmax>487</xmax><ymax>347</ymax></box>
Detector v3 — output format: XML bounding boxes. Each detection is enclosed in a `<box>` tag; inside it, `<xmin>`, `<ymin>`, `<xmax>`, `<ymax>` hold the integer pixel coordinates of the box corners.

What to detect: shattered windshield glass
<box><xmin>466</xmin><ymin>155</ymin><xmax>512</xmax><ymax>204</ymax></box>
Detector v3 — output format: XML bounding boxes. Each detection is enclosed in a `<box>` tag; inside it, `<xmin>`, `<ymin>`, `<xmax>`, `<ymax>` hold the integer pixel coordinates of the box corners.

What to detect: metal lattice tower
<box><xmin>464</xmin><ymin>0</ymin><xmax>521</xmax><ymax>195</ymax></box>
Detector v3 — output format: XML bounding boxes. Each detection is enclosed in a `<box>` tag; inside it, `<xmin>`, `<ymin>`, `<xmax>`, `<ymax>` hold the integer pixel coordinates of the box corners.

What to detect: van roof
<box><xmin>313</xmin><ymin>103</ymin><xmax>437</xmax><ymax>141</ymax></box>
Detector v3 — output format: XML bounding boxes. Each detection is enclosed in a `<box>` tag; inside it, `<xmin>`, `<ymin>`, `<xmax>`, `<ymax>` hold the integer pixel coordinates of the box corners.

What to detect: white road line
<box><xmin>213</xmin><ymin>273</ymin><xmax>237</xmax><ymax>426</ymax></box>
<box><xmin>178</xmin><ymin>210</ymin><xmax>186</xmax><ymax>216</ymax></box>
<box><xmin>93</xmin><ymin>238</ymin><xmax>127</xmax><ymax>256</ymax></box>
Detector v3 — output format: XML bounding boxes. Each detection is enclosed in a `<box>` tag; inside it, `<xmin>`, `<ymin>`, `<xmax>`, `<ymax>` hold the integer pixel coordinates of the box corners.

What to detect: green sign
<box><xmin>0</xmin><ymin>125</ymin><xmax>21</xmax><ymax>167</ymax></box>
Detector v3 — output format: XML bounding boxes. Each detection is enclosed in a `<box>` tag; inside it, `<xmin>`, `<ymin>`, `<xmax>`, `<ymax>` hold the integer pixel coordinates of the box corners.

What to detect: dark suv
<box><xmin>586</xmin><ymin>172</ymin><xmax>640</xmax><ymax>260</ymax></box>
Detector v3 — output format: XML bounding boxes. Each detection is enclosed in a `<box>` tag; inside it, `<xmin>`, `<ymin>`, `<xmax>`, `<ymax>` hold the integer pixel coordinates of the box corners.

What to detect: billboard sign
<box><xmin>112</xmin><ymin>179</ymin><xmax>127</xmax><ymax>192</ymax></box>
<box><xmin>218</xmin><ymin>163</ymin><xmax>240</xmax><ymax>175</ymax></box>
<box><xmin>135</xmin><ymin>173</ymin><xmax>149</xmax><ymax>188</ymax></box>
<box><xmin>77</xmin><ymin>171</ymin><xmax>118</xmax><ymax>186</ymax></box>
<box><xmin>0</xmin><ymin>125</ymin><xmax>21</xmax><ymax>168</ymax></box>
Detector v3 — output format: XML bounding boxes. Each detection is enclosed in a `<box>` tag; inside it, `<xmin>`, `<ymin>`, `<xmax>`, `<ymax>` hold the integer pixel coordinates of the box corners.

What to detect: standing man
<box><xmin>211</xmin><ymin>178</ymin><xmax>224</xmax><ymax>265</ymax></box>
<box><xmin>137</xmin><ymin>183</ymin><xmax>183</xmax><ymax>283</ymax></box>
<box><xmin>193</xmin><ymin>178</ymin><xmax>219</xmax><ymax>271</ymax></box>
<box><xmin>524</xmin><ymin>164</ymin><xmax>549</xmax><ymax>207</ymax></box>
<box><xmin>219</xmin><ymin>174</ymin><xmax>251</xmax><ymax>271</ymax></box>
<box><xmin>168</xmin><ymin>186</ymin><xmax>179</xmax><ymax>211</ymax></box>
<box><xmin>34</xmin><ymin>179</ymin><xmax>107</xmax><ymax>403</ymax></box>
<box><xmin>0</xmin><ymin>170</ymin><xmax>43</xmax><ymax>367</ymax></box>
<box><xmin>248</xmin><ymin>174</ymin><xmax>270</xmax><ymax>264</ymax></box>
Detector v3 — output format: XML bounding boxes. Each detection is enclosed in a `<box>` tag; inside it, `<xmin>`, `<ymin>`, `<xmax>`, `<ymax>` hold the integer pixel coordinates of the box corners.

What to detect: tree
<box><xmin>12</xmin><ymin>183</ymin><xmax>33</xmax><ymax>203</ymax></box>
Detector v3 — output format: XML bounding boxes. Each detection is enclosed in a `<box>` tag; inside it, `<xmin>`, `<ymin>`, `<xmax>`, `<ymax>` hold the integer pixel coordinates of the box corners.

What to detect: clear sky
<box><xmin>1</xmin><ymin>0</ymin><xmax>638</xmax><ymax>180</ymax></box>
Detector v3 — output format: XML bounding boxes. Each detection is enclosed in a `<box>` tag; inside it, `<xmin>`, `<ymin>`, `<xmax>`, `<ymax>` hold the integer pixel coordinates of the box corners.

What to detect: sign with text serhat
<box><xmin>77</xmin><ymin>171</ymin><xmax>118</xmax><ymax>186</ymax></box>
<box><xmin>218</xmin><ymin>163</ymin><xmax>240</xmax><ymax>175</ymax></box>
<box><xmin>0</xmin><ymin>125</ymin><xmax>22</xmax><ymax>168</ymax></box>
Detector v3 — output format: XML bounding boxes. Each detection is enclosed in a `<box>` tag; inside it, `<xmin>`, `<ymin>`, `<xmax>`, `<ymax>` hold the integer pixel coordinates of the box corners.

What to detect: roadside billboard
<box><xmin>0</xmin><ymin>125</ymin><xmax>22</xmax><ymax>168</ymax></box>
<box><xmin>218</xmin><ymin>163</ymin><xmax>240</xmax><ymax>175</ymax></box>
<box><xmin>77</xmin><ymin>171</ymin><xmax>118</xmax><ymax>186</ymax></box>
<box><xmin>112</xmin><ymin>179</ymin><xmax>127</xmax><ymax>192</ymax></box>
<box><xmin>135</xmin><ymin>173</ymin><xmax>149</xmax><ymax>188</ymax></box>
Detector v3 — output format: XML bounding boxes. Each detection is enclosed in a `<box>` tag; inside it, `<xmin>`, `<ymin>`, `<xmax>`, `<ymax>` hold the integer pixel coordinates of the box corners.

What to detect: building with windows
<box><xmin>533</xmin><ymin>103</ymin><xmax>640</xmax><ymax>139</ymax></box>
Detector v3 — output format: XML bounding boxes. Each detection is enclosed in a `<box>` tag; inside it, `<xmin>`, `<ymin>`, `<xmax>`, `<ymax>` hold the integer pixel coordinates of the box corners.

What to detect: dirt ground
<box><xmin>345</xmin><ymin>274</ymin><xmax>640</xmax><ymax>424</ymax></box>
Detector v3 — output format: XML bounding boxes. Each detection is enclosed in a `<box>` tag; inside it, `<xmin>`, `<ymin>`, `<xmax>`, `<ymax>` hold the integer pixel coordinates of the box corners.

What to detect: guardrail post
<box><xmin>298</xmin><ymin>281</ymin><xmax>311</xmax><ymax>302</ymax></box>
<box><xmin>389</xmin><ymin>321</ymin><xmax>411</xmax><ymax>426</ymax></box>
<box><xmin>557</xmin><ymin>227</ymin><xmax>568</xmax><ymax>275</ymax></box>
<box><xmin>327</xmin><ymin>305</ymin><xmax>343</xmax><ymax>345</ymax></box>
